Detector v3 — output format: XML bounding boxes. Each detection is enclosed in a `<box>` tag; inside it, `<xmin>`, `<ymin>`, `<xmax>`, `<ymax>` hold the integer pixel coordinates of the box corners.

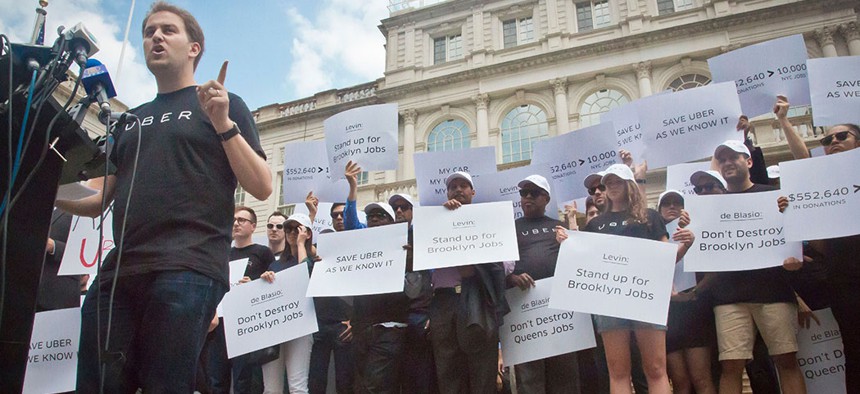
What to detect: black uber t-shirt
<box><xmin>583</xmin><ymin>208</ymin><xmax>668</xmax><ymax>242</ymax></box>
<box><xmin>103</xmin><ymin>86</ymin><xmax>265</xmax><ymax>285</ymax></box>
<box><xmin>230</xmin><ymin>244</ymin><xmax>275</xmax><ymax>281</ymax></box>
<box><xmin>514</xmin><ymin>215</ymin><xmax>564</xmax><ymax>281</ymax></box>
<box><xmin>706</xmin><ymin>183</ymin><xmax>796</xmax><ymax>305</ymax></box>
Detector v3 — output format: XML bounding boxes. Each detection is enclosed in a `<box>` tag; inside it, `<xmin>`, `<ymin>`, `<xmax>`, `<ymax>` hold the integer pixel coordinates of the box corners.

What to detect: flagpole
<box><xmin>115</xmin><ymin>0</ymin><xmax>136</xmax><ymax>83</ymax></box>
<box><xmin>28</xmin><ymin>1</ymin><xmax>49</xmax><ymax>45</ymax></box>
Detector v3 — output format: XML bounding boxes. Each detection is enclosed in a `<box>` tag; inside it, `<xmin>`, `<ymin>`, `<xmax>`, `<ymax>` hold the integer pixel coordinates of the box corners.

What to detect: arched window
<box><xmin>668</xmin><ymin>73</ymin><xmax>711</xmax><ymax>91</ymax></box>
<box><xmin>579</xmin><ymin>89</ymin><xmax>629</xmax><ymax>128</ymax></box>
<box><xmin>427</xmin><ymin>119</ymin><xmax>470</xmax><ymax>152</ymax></box>
<box><xmin>500</xmin><ymin>104</ymin><xmax>548</xmax><ymax>163</ymax></box>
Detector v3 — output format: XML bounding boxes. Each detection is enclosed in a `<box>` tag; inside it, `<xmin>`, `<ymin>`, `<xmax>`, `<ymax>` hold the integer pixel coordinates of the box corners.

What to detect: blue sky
<box><xmin>0</xmin><ymin>0</ymin><xmax>389</xmax><ymax>110</ymax></box>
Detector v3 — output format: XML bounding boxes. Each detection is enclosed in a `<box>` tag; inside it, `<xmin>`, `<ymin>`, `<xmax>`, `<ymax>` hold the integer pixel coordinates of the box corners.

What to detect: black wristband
<box><xmin>219</xmin><ymin>123</ymin><xmax>240</xmax><ymax>142</ymax></box>
<box><xmin>636</xmin><ymin>179</ymin><xmax>646</xmax><ymax>184</ymax></box>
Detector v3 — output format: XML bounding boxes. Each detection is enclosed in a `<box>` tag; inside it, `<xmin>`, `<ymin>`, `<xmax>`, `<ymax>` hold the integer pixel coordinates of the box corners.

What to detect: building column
<box><xmin>840</xmin><ymin>22</ymin><xmax>860</xmax><ymax>56</ymax></box>
<box><xmin>474</xmin><ymin>94</ymin><xmax>490</xmax><ymax>147</ymax></box>
<box><xmin>401</xmin><ymin>109</ymin><xmax>417</xmax><ymax>179</ymax></box>
<box><xmin>634</xmin><ymin>61</ymin><xmax>653</xmax><ymax>98</ymax></box>
<box><xmin>815</xmin><ymin>27</ymin><xmax>838</xmax><ymax>58</ymax></box>
<box><xmin>550</xmin><ymin>78</ymin><xmax>570</xmax><ymax>134</ymax></box>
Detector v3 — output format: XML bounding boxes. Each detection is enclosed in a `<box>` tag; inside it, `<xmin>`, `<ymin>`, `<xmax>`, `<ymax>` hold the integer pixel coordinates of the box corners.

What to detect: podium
<box><xmin>0</xmin><ymin>61</ymin><xmax>101</xmax><ymax>392</ymax></box>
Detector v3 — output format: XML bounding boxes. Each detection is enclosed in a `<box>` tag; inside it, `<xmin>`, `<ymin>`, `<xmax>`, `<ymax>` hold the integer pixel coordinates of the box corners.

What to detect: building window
<box><xmin>234</xmin><ymin>185</ymin><xmax>246</xmax><ymax>205</ymax></box>
<box><xmin>657</xmin><ymin>0</ymin><xmax>694</xmax><ymax>15</ymax></box>
<box><xmin>433</xmin><ymin>34</ymin><xmax>463</xmax><ymax>64</ymax></box>
<box><xmin>428</xmin><ymin>119</ymin><xmax>471</xmax><ymax>152</ymax></box>
<box><xmin>356</xmin><ymin>171</ymin><xmax>369</xmax><ymax>186</ymax></box>
<box><xmin>668</xmin><ymin>74</ymin><xmax>711</xmax><ymax>91</ymax></box>
<box><xmin>275</xmin><ymin>173</ymin><xmax>294</xmax><ymax>216</ymax></box>
<box><xmin>502</xmin><ymin>17</ymin><xmax>535</xmax><ymax>48</ymax></box>
<box><xmin>576</xmin><ymin>1</ymin><xmax>611</xmax><ymax>32</ymax></box>
<box><xmin>501</xmin><ymin>104</ymin><xmax>549</xmax><ymax>163</ymax></box>
<box><xmin>579</xmin><ymin>89</ymin><xmax>629</xmax><ymax>128</ymax></box>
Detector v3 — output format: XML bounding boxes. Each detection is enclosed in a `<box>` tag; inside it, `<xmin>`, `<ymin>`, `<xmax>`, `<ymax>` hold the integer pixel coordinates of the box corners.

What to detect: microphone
<box><xmin>64</xmin><ymin>23</ymin><xmax>100</xmax><ymax>67</ymax></box>
<box><xmin>99</xmin><ymin>111</ymin><xmax>138</xmax><ymax>126</ymax></box>
<box><xmin>81</xmin><ymin>59</ymin><xmax>117</xmax><ymax>116</ymax></box>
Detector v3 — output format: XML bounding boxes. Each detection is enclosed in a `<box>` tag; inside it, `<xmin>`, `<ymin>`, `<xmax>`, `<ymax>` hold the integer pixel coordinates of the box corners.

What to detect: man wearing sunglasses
<box><xmin>508</xmin><ymin>175</ymin><xmax>582</xmax><ymax>394</ymax></box>
<box><xmin>776</xmin><ymin>94</ymin><xmax>860</xmax><ymax>392</ymax></box>
<box><xmin>266</xmin><ymin>212</ymin><xmax>288</xmax><ymax>259</ymax></box>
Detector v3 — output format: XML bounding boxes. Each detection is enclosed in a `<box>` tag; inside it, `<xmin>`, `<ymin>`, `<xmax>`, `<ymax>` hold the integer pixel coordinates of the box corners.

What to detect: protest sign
<box><xmin>708</xmin><ymin>35</ymin><xmax>811</xmax><ymax>117</ymax></box>
<box><xmin>56</xmin><ymin>182</ymin><xmax>98</xmax><ymax>201</ymax></box>
<box><xmin>23</xmin><ymin>307</ymin><xmax>81</xmax><ymax>394</ymax></box>
<box><xmin>683</xmin><ymin>191</ymin><xmax>802</xmax><ymax>272</ymax></box>
<box><xmin>808</xmin><ymin>55</ymin><xmax>860</xmax><ymax>126</ymax></box>
<box><xmin>500</xmin><ymin>279</ymin><xmax>596</xmax><ymax>366</ymax></box>
<box><xmin>58</xmin><ymin>210</ymin><xmax>114</xmax><ymax>276</ymax></box>
<box><xmin>638</xmin><ymin>82</ymin><xmax>743</xmax><ymax>169</ymax></box>
<box><xmin>222</xmin><ymin>263</ymin><xmax>318</xmax><ymax>358</ymax></box>
<box><xmin>665</xmin><ymin>161</ymin><xmax>711</xmax><ymax>197</ymax></box>
<box><xmin>810</xmin><ymin>146</ymin><xmax>825</xmax><ymax>158</ymax></box>
<box><xmin>414</xmin><ymin>146</ymin><xmax>497</xmax><ymax>206</ymax></box>
<box><xmin>282</xmin><ymin>140</ymin><xmax>349</xmax><ymax>204</ymax></box>
<box><xmin>780</xmin><ymin>148</ymin><xmax>860</xmax><ymax>241</ymax></box>
<box><xmin>473</xmin><ymin>164</ymin><xmax>553</xmax><ymax>220</ymax></box>
<box><xmin>550</xmin><ymin>231</ymin><xmax>676</xmax><ymax>325</ymax></box>
<box><xmin>666</xmin><ymin>219</ymin><xmax>696</xmax><ymax>292</ymax></box>
<box><xmin>294</xmin><ymin>202</ymin><xmax>336</xmax><ymax>240</ymax></box>
<box><xmin>412</xmin><ymin>202</ymin><xmax>519</xmax><ymax>270</ymax></box>
<box><xmin>217</xmin><ymin>258</ymin><xmax>252</xmax><ymax>317</ymax></box>
<box><xmin>796</xmin><ymin>308</ymin><xmax>846</xmax><ymax>394</ymax></box>
<box><xmin>324</xmin><ymin>103</ymin><xmax>399</xmax><ymax>178</ymax></box>
<box><xmin>308</xmin><ymin>222</ymin><xmax>408</xmax><ymax>297</ymax></box>
<box><xmin>532</xmin><ymin>122</ymin><xmax>620</xmax><ymax>208</ymax></box>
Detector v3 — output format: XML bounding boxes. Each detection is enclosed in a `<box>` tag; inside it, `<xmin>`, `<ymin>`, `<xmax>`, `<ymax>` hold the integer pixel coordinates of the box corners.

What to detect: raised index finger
<box><xmin>217</xmin><ymin>60</ymin><xmax>229</xmax><ymax>85</ymax></box>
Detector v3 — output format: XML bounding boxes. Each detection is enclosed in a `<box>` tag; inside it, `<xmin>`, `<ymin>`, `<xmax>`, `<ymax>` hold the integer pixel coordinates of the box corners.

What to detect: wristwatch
<box><xmin>219</xmin><ymin>123</ymin><xmax>240</xmax><ymax>142</ymax></box>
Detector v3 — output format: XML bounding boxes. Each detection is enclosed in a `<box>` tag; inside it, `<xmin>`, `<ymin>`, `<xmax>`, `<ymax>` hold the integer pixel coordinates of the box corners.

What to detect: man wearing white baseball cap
<box><xmin>388</xmin><ymin>193</ymin><xmax>416</xmax><ymax>225</ymax></box>
<box><xmin>509</xmin><ymin>175</ymin><xmax>582</xmax><ymax>393</ymax></box>
<box><xmin>699</xmin><ymin>140</ymin><xmax>805</xmax><ymax>394</ymax></box>
<box><xmin>689</xmin><ymin>170</ymin><xmax>727</xmax><ymax>195</ymax></box>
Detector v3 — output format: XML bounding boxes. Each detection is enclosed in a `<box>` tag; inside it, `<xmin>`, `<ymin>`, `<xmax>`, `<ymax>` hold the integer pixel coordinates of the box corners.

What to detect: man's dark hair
<box><xmin>235</xmin><ymin>205</ymin><xmax>256</xmax><ymax>224</ymax></box>
<box><xmin>268</xmin><ymin>211</ymin><xmax>287</xmax><ymax>220</ymax></box>
<box><xmin>330</xmin><ymin>203</ymin><xmax>345</xmax><ymax>215</ymax></box>
<box><xmin>142</xmin><ymin>1</ymin><xmax>205</xmax><ymax>70</ymax></box>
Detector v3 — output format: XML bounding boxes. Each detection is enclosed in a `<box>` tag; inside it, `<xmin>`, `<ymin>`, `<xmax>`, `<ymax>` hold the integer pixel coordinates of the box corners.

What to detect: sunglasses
<box><xmin>266</xmin><ymin>223</ymin><xmax>284</xmax><ymax>230</ymax></box>
<box><xmin>693</xmin><ymin>183</ymin><xmax>721</xmax><ymax>194</ymax></box>
<box><xmin>331</xmin><ymin>211</ymin><xmax>344</xmax><ymax>219</ymax></box>
<box><xmin>587</xmin><ymin>185</ymin><xmax>606</xmax><ymax>195</ymax></box>
<box><xmin>519</xmin><ymin>189</ymin><xmax>546</xmax><ymax>198</ymax></box>
<box><xmin>285</xmin><ymin>225</ymin><xmax>301</xmax><ymax>233</ymax></box>
<box><xmin>820</xmin><ymin>131</ymin><xmax>854</xmax><ymax>146</ymax></box>
<box><xmin>391</xmin><ymin>204</ymin><xmax>412</xmax><ymax>212</ymax></box>
<box><xmin>366</xmin><ymin>211</ymin><xmax>390</xmax><ymax>220</ymax></box>
<box><xmin>233</xmin><ymin>217</ymin><xmax>253</xmax><ymax>225</ymax></box>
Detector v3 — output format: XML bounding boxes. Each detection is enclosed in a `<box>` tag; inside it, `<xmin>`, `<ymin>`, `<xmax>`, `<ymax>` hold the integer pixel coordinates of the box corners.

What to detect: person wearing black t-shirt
<box><xmin>508</xmin><ymin>175</ymin><xmax>581</xmax><ymax>394</ymax></box>
<box><xmin>701</xmin><ymin>141</ymin><xmax>805</xmax><ymax>394</ymax></box>
<box><xmin>56</xmin><ymin>3</ymin><xmax>271</xmax><ymax>392</ymax></box>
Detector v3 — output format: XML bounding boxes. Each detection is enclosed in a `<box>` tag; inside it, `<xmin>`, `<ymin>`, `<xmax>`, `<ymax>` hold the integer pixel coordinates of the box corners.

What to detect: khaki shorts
<box><xmin>714</xmin><ymin>302</ymin><xmax>798</xmax><ymax>361</ymax></box>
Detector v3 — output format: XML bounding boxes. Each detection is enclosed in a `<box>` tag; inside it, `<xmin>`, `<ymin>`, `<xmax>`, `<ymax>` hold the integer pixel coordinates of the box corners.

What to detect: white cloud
<box><xmin>0</xmin><ymin>0</ymin><xmax>155</xmax><ymax>108</ymax></box>
<box><xmin>284</xmin><ymin>0</ymin><xmax>388</xmax><ymax>98</ymax></box>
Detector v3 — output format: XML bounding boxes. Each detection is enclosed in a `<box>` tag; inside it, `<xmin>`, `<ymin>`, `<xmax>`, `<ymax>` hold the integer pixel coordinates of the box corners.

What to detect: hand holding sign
<box><xmin>196</xmin><ymin>60</ymin><xmax>233</xmax><ymax>133</ymax></box>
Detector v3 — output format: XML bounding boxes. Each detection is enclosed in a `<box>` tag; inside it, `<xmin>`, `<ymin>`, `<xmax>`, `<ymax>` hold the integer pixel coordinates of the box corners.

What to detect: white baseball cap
<box><xmin>714</xmin><ymin>139</ymin><xmax>750</xmax><ymax>158</ymax></box>
<box><xmin>363</xmin><ymin>202</ymin><xmax>395</xmax><ymax>221</ymax></box>
<box><xmin>285</xmin><ymin>213</ymin><xmax>313</xmax><ymax>229</ymax></box>
<box><xmin>689</xmin><ymin>170</ymin><xmax>728</xmax><ymax>189</ymax></box>
<box><xmin>388</xmin><ymin>193</ymin><xmax>415</xmax><ymax>208</ymax></box>
<box><xmin>445</xmin><ymin>171</ymin><xmax>474</xmax><ymax>189</ymax></box>
<box><xmin>583</xmin><ymin>171</ymin><xmax>606</xmax><ymax>189</ymax></box>
<box><xmin>600</xmin><ymin>164</ymin><xmax>635</xmax><ymax>184</ymax></box>
<box><xmin>518</xmin><ymin>175</ymin><xmax>551</xmax><ymax>196</ymax></box>
<box><xmin>766</xmin><ymin>165</ymin><xmax>780</xmax><ymax>179</ymax></box>
<box><xmin>658</xmin><ymin>189</ymin><xmax>684</xmax><ymax>207</ymax></box>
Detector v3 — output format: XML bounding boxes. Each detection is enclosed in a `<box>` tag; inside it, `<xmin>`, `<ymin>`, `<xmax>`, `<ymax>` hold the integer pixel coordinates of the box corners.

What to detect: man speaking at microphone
<box><xmin>55</xmin><ymin>2</ymin><xmax>271</xmax><ymax>392</ymax></box>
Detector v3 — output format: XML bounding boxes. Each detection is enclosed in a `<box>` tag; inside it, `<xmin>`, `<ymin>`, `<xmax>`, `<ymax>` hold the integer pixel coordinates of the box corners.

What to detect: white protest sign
<box><xmin>473</xmin><ymin>164</ymin><xmax>553</xmax><ymax>220</ymax></box>
<box><xmin>638</xmin><ymin>82</ymin><xmax>743</xmax><ymax>169</ymax></box>
<box><xmin>308</xmin><ymin>223</ymin><xmax>408</xmax><ymax>297</ymax></box>
<box><xmin>550</xmin><ymin>231</ymin><xmax>676</xmax><ymax>325</ymax></box>
<box><xmin>683</xmin><ymin>191</ymin><xmax>802</xmax><ymax>272</ymax></box>
<box><xmin>222</xmin><ymin>263</ymin><xmax>318</xmax><ymax>358</ymax></box>
<box><xmin>282</xmin><ymin>140</ymin><xmax>349</xmax><ymax>204</ymax></box>
<box><xmin>665</xmin><ymin>161</ymin><xmax>712</xmax><ymax>197</ymax></box>
<box><xmin>708</xmin><ymin>35</ymin><xmax>811</xmax><ymax>117</ymax></box>
<box><xmin>780</xmin><ymin>148</ymin><xmax>860</xmax><ymax>241</ymax></box>
<box><xmin>500</xmin><ymin>279</ymin><xmax>596</xmax><ymax>366</ymax></box>
<box><xmin>217</xmin><ymin>258</ymin><xmax>251</xmax><ymax>317</ymax></box>
<box><xmin>324</xmin><ymin>103</ymin><xmax>399</xmax><ymax>178</ymax></box>
<box><xmin>532</xmin><ymin>122</ymin><xmax>620</xmax><ymax>207</ymax></box>
<box><xmin>414</xmin><ymin>146</ymin><xmax>497</xmax><ymax>206</ymax></box>
<box><xmin>810</xmin><ymin>146</ymin><xmax>825</xmax><ymax>158</ymax></box>
<box><xmin>56</xmin><ymin>182</ymin><xmax>98</xmax><ymax>200</ymax></box>
<box><xmin>294</xmin><ymin>202</ymin><xmax>336</xmax><ymax>240</ymax></box>
<box><xmin>58</xmin><ymin>210</ymin><xmax>114</xmax><ymax>276</ymax></box>
<box><xmin>808</xmin><ymin>56</ymin><xmax>860</xmax><ymax>126</ymax></box>
<box><xmin>412</xmin><ymin>202</ymin><xmax>519</xmax><ymax>270</ymax></box>
<box><xmin>796</xmin><ymin>308</ymin><xmax>846</xmax><ymax>394</ymax></box>
<box><xmin>666</xmin><ymin>219</ymin><xmax>696</xmax><ymax>292</ymax></box>
<box><xmin>23</xmin><ymin>307</ymin><xmax>81</xmax><ymax>394</ymax></box>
